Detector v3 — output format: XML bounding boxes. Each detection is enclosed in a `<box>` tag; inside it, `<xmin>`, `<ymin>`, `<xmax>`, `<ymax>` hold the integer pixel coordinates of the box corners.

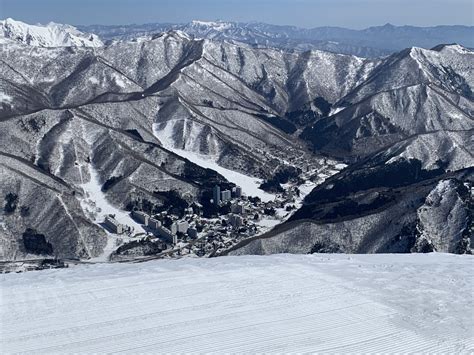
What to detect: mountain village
<box><xmin>100</xmin><ymin>161</ymin><xmax>345</xmax><ymax>261</ymax></box>
<box><xmin>104</xmin><ymin>182</ymin><xmax>301</xmax><ymax>260</ymax></box>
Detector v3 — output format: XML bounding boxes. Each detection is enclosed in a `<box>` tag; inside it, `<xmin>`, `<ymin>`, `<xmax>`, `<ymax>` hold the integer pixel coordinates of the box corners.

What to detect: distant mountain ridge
<box><xmin>0</xmin><ymin>18</ymin><xmax>103</xmax><ymax>47</ymax></box>
<box><xmin>79</xmin><ymin>20</ymin><xmax>474</xmax><ymax>57</ymax></box>
<box><xmin>2</xmin><ymin>18</ymin><xmax>473</xmax><ymax>57</ymax></box>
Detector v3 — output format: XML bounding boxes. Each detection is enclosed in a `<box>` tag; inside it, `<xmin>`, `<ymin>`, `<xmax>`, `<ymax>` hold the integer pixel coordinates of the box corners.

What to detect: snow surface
<box><xmin>0</xmin><ymin>92</ymin><xmax>12</xmax><ymax>104</ymax></box>
<box><xmin>256</xmin><ymin>218</ymin><xmax>281</xmax><ymax>228</ymax></box>
<box><xmin>298</xmin><ymin>180</ymin><xmax>317</xmax><ymax>197</ymax></box>
<box><xmin>153</xmin><ymin>123</ymin><xmax>275</xmax><ymax>202</ymax></box>
<box><xmin>1</xmin><ymin>253</ymin><xmax>472</xmax><ymax>353</ymax></box>
<box><xmin>79</xmin><ymin>164</ymin><xmax>145</xmax><ymax>234</ymax></box>
<box><xmin>88</xmin><ymin>76</ymin><xmax>100</xmax><ymax>85</ymax></box>
<box><xmin>171</xmin><ymin>148</ymin><xmax>275</xmax><ymax>202</ymax></box>
<box><xmin>334</xmin><ymin>163</ymin><xmax>347</xmax><ymax>170</ymax></box>
<box><xmin>328</xmin><ymin>106</ymin><xmax>345</xmax><ymax>116</ymax></box>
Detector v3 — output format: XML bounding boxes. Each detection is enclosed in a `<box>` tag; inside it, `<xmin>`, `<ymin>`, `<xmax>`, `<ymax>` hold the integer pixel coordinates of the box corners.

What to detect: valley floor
<box><xmin>1</xmin><ymin>253</ymin><xmax>473</xmax><ymax>353</ymax></box>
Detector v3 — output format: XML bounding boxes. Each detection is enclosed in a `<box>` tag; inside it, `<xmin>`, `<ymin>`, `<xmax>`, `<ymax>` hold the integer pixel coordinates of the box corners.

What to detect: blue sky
<box><xmin>0</xmin><ymin>0</ymin><xmax>472</xmax><ymax>28</ymax></box>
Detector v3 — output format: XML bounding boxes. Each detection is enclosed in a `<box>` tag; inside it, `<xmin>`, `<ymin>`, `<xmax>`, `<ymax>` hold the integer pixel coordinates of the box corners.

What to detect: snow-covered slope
<box><xmin>1</xmin><ymin>253</ymin><xmax>472</xmax><ymax>353</ymax></box>
<box><xmin>0</xmin><ymin>18</ymin><xmax>103</xmax><ymax>47</ymax></box>
<box><xmin>0</xmin><ymin>30</ymin><xmax>472</xmax><ymax>260</ymax></box>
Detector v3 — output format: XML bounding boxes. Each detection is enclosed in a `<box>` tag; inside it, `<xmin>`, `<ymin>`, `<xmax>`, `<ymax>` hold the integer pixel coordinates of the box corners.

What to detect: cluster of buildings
<box><xmin>109</xmin><ymin>182</ymin><xmax>283</xmax><ymax>253</ymax></box>
<box><xmin>103</xmin><ymin>182</ymin><xmax>304</xmax><ymax>259</ymax></box>
<box><xmin>212</xmin><ymin>184</ymin><xmax>245</xmax><ymax>228</ymax></box>
<box><xmin>228</xmin><ymin>214</ymin><xmax>243</xmax><ymax>228</ymax></box>
<box><xmin>213</xmin><ymin>185</ymin><xmax>241</xmax><ymax>206</ymax></box>
<box><xmin>102</xmin><ymin>210</ymin><xmax>197</xmax><ymax>246</ymax></box>
<box><xmin>100</xmin><ymin>154</ymin><xmax>351</xmax><ymax>260</ymax></box>
<box><xmin>131</xmin><ymin>210</ymin><xmax>197</xmax><ymax>245</ymax></box>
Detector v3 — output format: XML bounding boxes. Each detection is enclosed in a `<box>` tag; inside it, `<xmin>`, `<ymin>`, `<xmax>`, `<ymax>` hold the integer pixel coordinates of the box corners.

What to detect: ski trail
<box><xmin>1</xmin><ymin>254</ymin><xmax>471</xmax><ymax>354</ymax></box>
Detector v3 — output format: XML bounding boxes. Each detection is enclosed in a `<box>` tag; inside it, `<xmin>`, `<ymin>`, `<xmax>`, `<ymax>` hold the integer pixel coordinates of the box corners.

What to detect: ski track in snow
<box><xmin>170</xmin><ymin>147</ymin><xmax>275</xmax><ymax>202</ymax></box>
<box><xmin>79</xmin><ymin>164</ymin><xmax>145</xmax><ymax>233</ymax></box>
<box><xmin>1</xmin><ymin>253</ymin><xmax>472</xmax><ymax>354</ymax></box>
<box><xmin>152</xmin><ymin>123</ymin><xmax>275</xmax><ymax>202</ymax></box>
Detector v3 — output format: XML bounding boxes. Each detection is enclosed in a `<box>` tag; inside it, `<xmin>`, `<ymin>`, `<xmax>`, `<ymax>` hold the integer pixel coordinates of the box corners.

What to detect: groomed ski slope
<box><xmin>1</xmin><ymin>253</ymin><xmax>473</xmax><ymax>354</ymax></box>
<box><xmin>152</xmin><ymin>122</ymin><xmax>276</xmax><ymax>202</ymax></box>
<box><xmin>79</xmin><ymin>165</ymin><xmax>145</xmax><ymax>234</ymax></box>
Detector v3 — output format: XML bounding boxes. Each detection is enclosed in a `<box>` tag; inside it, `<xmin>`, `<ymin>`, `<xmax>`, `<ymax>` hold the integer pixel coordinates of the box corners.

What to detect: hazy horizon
<box><xmin>3</xmin><ymin>17</ymin><xmax>474</xmax><ymax>30</ymax></box>
<box><xmin>0</xmin><ymin>0</ymin><xmax>472</xmax><ymax>29</ymax></box>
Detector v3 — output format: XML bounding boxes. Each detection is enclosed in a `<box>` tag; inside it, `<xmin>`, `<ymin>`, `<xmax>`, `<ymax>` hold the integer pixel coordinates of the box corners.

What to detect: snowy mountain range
<box><xmin>0</xmin><ymin>18</ymin><xmax>472</xmax><ymax>261</ymax></box>
<box><xmin>2</xmin><ymin>17</ymin><xmax>472</xmax><ymax>57</ymax></box>
<box><xmin>79</xmin><ymin>20</ymin><xmax>474</xmax><ymax>57</ymax></box>
<box><xmin>0</xmin><ymin>18</ymin><xmax>103</xmax><ymax>47</ymax></box>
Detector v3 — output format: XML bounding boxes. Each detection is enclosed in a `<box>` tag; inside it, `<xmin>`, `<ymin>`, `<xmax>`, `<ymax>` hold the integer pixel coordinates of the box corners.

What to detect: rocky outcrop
<box><xmin>412</xmin><ymin>179</ymin><xmax>472</xmax><ymax>253</ymax></box>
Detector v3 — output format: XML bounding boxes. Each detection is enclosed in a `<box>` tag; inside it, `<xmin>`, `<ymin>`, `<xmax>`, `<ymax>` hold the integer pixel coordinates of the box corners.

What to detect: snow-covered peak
<box><xmin>190</xmin><ymin>20</ymin><xmax>233</xmax><ymax>31</ymax></box>
<box><xmin>431</xmin><ymin>43</ymin><xmax>472</xmax><ymax>54</ymax></box>
<box><xmin>0</xmin><ymin>18</ymin><xmax>103</xmax><ymax>47</ymax></box>
<box><xmin>407</xmin><ymin>44</ymin><xmax>472</xmax><ymax>60</ymax></box>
